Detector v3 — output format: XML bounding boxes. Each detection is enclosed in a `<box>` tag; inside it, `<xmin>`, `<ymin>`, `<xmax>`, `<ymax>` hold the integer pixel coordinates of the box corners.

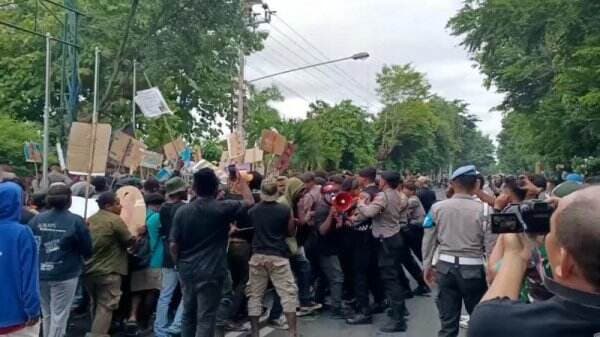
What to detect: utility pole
<box><xmin>236</xmin><ymin>0</ymin><xmax>274</xmax><ymax>139</ymax></box>
<box><xmin>237</xmin><ymin>49</ymin><xmax>246</xmax><ymax>139</ymax></box>
<box><xmin>132</xmin><ymin>59</ymin><xmax>137</xmax><ymax>133</ymax></box>
<box><xmin>42</xmin><ymin>33</ymin><xmax>52</xmax><ymax>188</ymax></box>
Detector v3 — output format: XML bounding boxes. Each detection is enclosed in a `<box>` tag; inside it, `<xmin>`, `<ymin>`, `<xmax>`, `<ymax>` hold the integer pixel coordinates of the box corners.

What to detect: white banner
<box><xmin>134</xmin><ymin>87</ymin><xmax>172</xmax><ymax>118</ymax></box>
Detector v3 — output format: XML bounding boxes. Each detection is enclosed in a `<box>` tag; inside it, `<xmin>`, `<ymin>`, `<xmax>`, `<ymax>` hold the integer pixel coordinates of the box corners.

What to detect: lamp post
<box><xmin>247</xmin><ymin>52</ymin><xmax>370</xmax><ymax>83</ymax></box>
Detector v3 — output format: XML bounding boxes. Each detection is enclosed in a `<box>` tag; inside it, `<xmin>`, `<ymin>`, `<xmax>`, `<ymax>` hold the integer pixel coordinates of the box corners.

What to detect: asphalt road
<box><xmin>224</xmin><ymin>291</ymin><xmax>467</xmax><ymax>337</ymax></box>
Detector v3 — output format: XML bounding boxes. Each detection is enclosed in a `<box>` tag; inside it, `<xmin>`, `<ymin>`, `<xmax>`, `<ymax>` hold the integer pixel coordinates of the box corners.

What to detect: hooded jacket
<box><xmin>277</xmin><ymin>177</ymin><xmax>305</xmax><ymax>212</ymax></box>
<box><xmin>0</xmin><ymin>182</ymin><xmax>40</xmax><ymax>329</ymax></box>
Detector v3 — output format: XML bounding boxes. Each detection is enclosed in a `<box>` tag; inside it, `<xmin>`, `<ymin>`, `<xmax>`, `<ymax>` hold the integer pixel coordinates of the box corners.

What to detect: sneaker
<box><xmin>223</xmin><ymin>321</ymin><xmax>248</xmax><ymax>332</ymax></box>
<box><xmin>299</xmin><ymin>302</ymin><xmax>323</xmax><ymax>311</ymax></box>
<box><xmin>460</xmin><ymin>315</ymin><xmax>470</xmax><ymax>329</ymax></box>
<box><xmin>267</xmin><ymin>317</ymin><xmax>289</xmax><ymax>330</ymax></box>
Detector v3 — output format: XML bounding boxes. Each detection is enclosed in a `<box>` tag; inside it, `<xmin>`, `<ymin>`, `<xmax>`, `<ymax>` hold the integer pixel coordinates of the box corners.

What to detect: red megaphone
<box><xmin>333</xmin><ymin>192</ymin><xmax>356</xmax><ymax>213</ymax></box>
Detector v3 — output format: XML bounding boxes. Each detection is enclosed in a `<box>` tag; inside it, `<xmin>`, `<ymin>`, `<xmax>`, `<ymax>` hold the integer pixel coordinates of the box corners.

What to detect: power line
<box><xmin>266</xmin><ymin>31</ymin><xmax>372</xmax><ymax>106</ymax></box>
<box><xmin>246</xmin><ymin>63</ymin><xmax>312</xmax><ymax>104</ymax></box>
<box><xmin>271</xmin><ymin>15</ymin><xmax>377</xmax><ymax>98</ymax></box>
<box><xmin>251</xmin><ymin>49</ymin><xmax>333</xmax><ymax>97</ymax></box>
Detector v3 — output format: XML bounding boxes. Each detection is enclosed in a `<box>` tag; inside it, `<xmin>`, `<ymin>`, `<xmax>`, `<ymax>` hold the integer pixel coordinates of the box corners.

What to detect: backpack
<box><xmin>129</xmin><ymin>230</ymin><xmax>152</xmax><ymax>270</ymax></box>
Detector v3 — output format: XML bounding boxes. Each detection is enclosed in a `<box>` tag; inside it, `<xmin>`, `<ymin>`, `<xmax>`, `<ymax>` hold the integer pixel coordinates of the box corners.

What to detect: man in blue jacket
<box><xmin>0</xmin><ymin>181</ymin><xmax>41</xmax><ymax>336</ymax></box>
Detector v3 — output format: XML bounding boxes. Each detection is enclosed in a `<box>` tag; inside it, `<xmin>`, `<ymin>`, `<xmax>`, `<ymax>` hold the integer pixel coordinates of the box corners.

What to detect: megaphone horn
<box><xmin>333</xmin><ymin>192</ymin><xmax>356</xmax><ymax>213</ymax></box>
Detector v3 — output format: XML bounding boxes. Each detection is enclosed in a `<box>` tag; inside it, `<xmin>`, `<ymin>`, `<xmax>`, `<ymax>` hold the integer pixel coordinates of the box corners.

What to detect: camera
<box><xmin>491</xmin><ymin>200</ymin><xmax>554</xmax><ymax>234</ymax></box>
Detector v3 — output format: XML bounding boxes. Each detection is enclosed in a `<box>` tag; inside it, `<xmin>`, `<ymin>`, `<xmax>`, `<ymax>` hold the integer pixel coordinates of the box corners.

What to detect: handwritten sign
<box><xmin>134</xmin><ymin>87</ymin><xmax>172</xmax><ymax>118</ymax></box>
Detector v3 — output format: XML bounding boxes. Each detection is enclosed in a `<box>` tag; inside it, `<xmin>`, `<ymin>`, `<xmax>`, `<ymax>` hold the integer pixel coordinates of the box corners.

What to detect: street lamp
<box><xmin>248</xmin><ymin>52</ymin><xmax>370</xmax><ymax>83</ymax></box>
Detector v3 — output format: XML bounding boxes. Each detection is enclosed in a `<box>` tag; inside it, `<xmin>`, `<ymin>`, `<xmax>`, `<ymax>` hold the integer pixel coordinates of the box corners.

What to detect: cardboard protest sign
<box><xmin>140</xmin><ymin>150</ymin><xmax>163</xmax><ymax>169</ymax></box>
<box><xmin>244</xmin><ymin>147</ymin><xmax>264</xmax><ymax>164</ymax></box>
<box><xmin>134</xmin><ymin>87</ymin><xmax>172</xmax><ymax>118</ymax></box>
<box><xmin>23</xmin><ymin>142</ymin><xmax>42</xmax><ymax>163</ymax></box>
<box><xmin>227</xmin><ymin>132</ymin><xmax>245</xmax><ymax>160</ymax></box>
<box><xmin>276</xmin><ymin>143</ymin><xmax>296</xmax><ymax>172</ymax></box>
<box><xmin>260</xmin><ymin>129</ymin><xmax>287</xmax><ymax>155</ymax></box>
<box><xmin>109</xmin><ymin>131</ymin><xmax>146</xmax><ymax>170</ymax></box>
<box><xmin>116</xmin><ymin>186</ymin><xmax>146</xmax><ymax>235</ymax></box>
<box><xmin>67</xmin><ymin>122</ymin><xmax>112</xmax><ymax>176</ymax></box>
<box><xmin>163</xmin><ymin>137</ymin><xmax>186</xmax><ymax>161</ymax></box>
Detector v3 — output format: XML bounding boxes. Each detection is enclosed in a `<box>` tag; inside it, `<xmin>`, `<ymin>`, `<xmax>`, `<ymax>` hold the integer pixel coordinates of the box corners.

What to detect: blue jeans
<box><xmin>290</xmin><ymin>247</ymin><xmax>312</xmax><ymax>306</ymax></box>
<box><xmin>154</xmin><ymin>269</ymin><xmax>183</xmax><ymax>337</ymax></box>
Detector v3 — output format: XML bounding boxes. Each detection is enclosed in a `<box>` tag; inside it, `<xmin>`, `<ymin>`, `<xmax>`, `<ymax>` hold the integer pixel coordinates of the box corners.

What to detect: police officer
<box><xmin>353</xmin><ymin>171</ymin><xmax>410</xmax><ymax>333</ymax></box>
<box><xmin>422</xmin><ymin>165</ymin><xmax>496</xmax><ymax>337</ymax></box>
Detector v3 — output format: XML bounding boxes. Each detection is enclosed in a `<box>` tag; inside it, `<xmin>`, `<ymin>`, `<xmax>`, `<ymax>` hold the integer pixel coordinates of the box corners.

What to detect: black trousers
<box><xmin>181</xmin><ymin>276</ymin><xmax>225</xmax><ymax>337</ymax></box>
<box><xmin>227</xmin><ymin>240</ymin><xmax>251</xmax><ymax>320</ymax></box>
<box><xmin>397</xmin><ymin>227</ymin><xmax>427</xmax><ymax>290</ymax></box>
<box><xmin>403</xmin><ymin>225</ymin><xmax>424</xmax><ymax>261</ymax></box>
<box><xmin>435</xmin><ymin>261</ymin><xmax>488</xmax><ymax>337</ymax></box>
<box><xmin>351</xmin><ymin>230</ymin><xmax>385</xmax><ymax>313</ymax></box>
<box><xmin>378</xmin><ymin>233</ymin><xmax>411</xmax><ymax>323</ymax></box>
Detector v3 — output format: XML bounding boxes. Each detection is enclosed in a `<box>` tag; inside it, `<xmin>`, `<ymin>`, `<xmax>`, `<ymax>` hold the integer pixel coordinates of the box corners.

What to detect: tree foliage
<box><xmin>374</xmin><ymin>64</ymin><xmax>496</xmax><ymax>174</ymax></box>
<box><xmin>449</xmin><ymin>0</ymin><xmax>600</xmax><ymax>172</ymax></box>
<box><xmin>0</xmin><ymin>0</ymin><xmax>265</xmax><ymax>149</ymax></box>
<box><xmin>0</xmin><ymin>116</ymin><xmax>43</xmax><ymax>177</ymax></box>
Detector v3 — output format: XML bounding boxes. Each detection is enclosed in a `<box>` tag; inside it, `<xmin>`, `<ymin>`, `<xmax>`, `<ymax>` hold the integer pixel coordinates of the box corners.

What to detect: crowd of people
<box><xmin>0</xmin><ymin>163</ymin><xmax>599</xmax><ymax>337</ymax></box>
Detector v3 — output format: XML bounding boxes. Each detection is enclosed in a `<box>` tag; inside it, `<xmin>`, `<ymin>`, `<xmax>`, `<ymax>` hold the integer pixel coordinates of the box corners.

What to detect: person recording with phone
<box><xmin>468</xmin><ymin>186</ymin><xmax>600</xmax><ymax>337</ymax></box>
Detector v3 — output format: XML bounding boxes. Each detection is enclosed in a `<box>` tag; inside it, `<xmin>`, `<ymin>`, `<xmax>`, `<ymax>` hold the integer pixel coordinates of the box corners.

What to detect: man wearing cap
<box><xmin>154</xmin><ymin>177</ymin><xmax>188</xmax><ymax>337</ymax></box>
<box><xmin>352</xmin><ymin>171</ymin><xmax>411</xmax><ymax>333</ymax></box>
<box><xmin>422</xmin><ymin>165</ymin><xmax>496</xmax><ymax>337</ymax></box>
<box><xmin>247</xmin><ymin>180</ymin><xmax>298</xmax><ymax>337</ymax></box>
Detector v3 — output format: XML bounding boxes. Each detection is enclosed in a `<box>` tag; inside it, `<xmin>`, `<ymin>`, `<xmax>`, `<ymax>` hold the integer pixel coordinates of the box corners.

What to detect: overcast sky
<box><xmin>245</xmin><ymin>0</ymin><xmax>504</xmax><ymax>141</ymax></box>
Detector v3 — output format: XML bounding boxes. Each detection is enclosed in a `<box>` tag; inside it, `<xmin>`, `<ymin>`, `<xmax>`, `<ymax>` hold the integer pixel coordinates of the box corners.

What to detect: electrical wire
<box><xmin>246</xmin><ymin>63</ymin><xmax>312</xmax><ymax>104</ymax></box>
<box><xmin>265</xmin><ymin>32</ymin><xmax>372</xmax><ymax>106</ymax></box>
<box><xmin>270</xmin><ymin>19</ymin><xmax>372</xmax><ymax>93</ymax></box>
<box><xmin>271</xmin><ymin>15</ymin><xmax>378</xmax><ymax>99</ymax></box>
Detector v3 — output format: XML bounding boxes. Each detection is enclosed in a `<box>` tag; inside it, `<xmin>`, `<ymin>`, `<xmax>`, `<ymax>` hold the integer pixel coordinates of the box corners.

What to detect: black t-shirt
<box><xmin>469</xmin><ymin>296</ymin><xmax>600</xmax><ymax>337</ymax></box>
<box><xmin>416</xmin><ymin>187</ymin><xmax>437</xmax><ymax>213</ymax></box>
<box><xmin>313</xmin><ymin>200</ymin><xmax>341</xmax><ymax>256</ymax></box>
<box><xmin>226</xmin><ymin>192</ymin><xmax>260</xmax><ymax>243</ymax></box>
<box><xmin>170</xmin><ymin>197</ymin><xmax>244</xmax><ymax>281</ymax></box>
<box><xmin>159</xmin><ymin>201</ymin><xmax>185</xmax><ymax>268</ymax></box>
<box><xmin>249</xmin><ymin>201</ymin><xmax>291</xmax><ymax>258</ymax></box>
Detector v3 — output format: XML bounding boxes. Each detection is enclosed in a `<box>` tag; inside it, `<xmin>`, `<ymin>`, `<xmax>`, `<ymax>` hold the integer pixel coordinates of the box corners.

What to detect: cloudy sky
<box><xmin>245</xmin><ymin>0</ymin><xmax>504</xmax><ymax>140</ymax></box>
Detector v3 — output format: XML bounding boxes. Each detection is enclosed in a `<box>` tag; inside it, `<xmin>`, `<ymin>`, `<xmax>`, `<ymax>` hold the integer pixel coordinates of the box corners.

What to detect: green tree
<box><xmin>0</xmin><ymin>116</ymin><xmax>43</xmax><ymax>176</ymax></box>
<box><xmin>449</xmin><ymin>0</ymin><xmax>600</xmax><ymax>172</ymax></box>
<box><xmin>289</xmin><ymin>101</ymin><xmax>376</xmax><ymax>171</ymax></box>
<box><xmin>245</xmin><ymin>86</ymin><xmax>285</xmax><ymax>146</ymax></box>
<box><xmin>0</xmin><ymin>0</ymin><xmax>266</xmax><ymax>152</ymax></box>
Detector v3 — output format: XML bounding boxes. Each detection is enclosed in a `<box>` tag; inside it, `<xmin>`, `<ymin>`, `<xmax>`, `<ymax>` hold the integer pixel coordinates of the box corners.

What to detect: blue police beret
<box><xmin>451</xmin><ymin>165</ymin><xmax>478</xmax><ymax>180</ymax></box>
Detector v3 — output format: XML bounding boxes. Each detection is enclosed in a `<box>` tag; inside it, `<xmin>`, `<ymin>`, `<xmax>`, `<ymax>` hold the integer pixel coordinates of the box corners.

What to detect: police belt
<box><xmin>438</xmin><ymin>254</ymin><xmax>484</xmax><ymax>266</ymax></box>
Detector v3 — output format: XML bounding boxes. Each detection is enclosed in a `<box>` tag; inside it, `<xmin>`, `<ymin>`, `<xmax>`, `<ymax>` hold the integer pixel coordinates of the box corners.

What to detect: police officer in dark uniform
<box><xmin>422</xmin><ymin>165</ymin><xmax>496</xmax><ymax>337</ymax></box>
